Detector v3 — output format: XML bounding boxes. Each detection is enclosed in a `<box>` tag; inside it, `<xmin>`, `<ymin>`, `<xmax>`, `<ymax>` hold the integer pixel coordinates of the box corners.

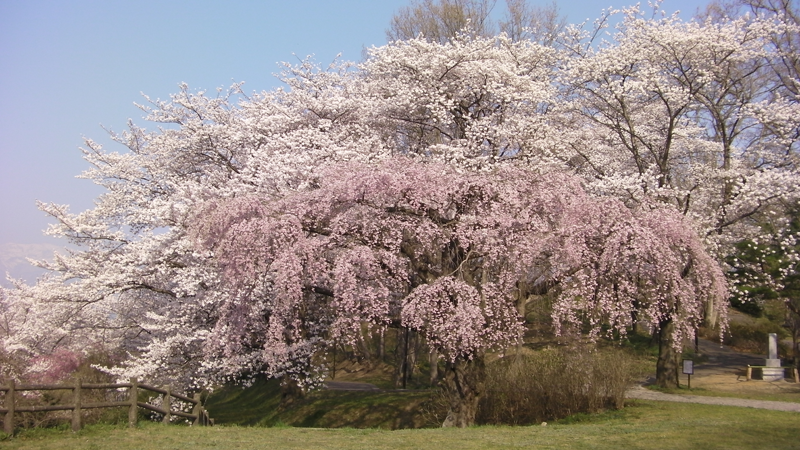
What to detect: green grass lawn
<box><xmin>2</xmin><ymin>401</ymin><xmax>799</xmax><ymax>450</ymax></box>
<box><xmin>647</xmin><ymin>385</ymin><xmax>800</xmax><ymax>404</ymax></box>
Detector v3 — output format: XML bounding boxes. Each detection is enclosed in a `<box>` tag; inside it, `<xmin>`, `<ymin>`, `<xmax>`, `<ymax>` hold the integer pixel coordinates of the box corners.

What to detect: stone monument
<box><xmin>762</xmin><ymin>333</ymin><xmax>784</xmax><ymax>381</ymax></box>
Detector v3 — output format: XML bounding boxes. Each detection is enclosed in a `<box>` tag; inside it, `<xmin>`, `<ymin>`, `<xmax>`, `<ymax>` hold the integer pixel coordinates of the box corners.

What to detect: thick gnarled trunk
<box><xmin>441</xmin><ymin>356</ymin><xmax>485</xmax><ymax>428</ymax></box>
<box><xmin>656</xmin><ymin>319</ymin><xmax>679</xmax><ymax>389</ymax></box>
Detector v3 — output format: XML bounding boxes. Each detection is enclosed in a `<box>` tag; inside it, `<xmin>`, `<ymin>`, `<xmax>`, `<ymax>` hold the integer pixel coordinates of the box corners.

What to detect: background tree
<box><xmin>728</xmin><ymin>204</ymin><xmax>800</xmax><ymax>368</ymax></box>
<box><xmin>559</xmin><ymin>6</ymin><xmax>799</xmax><ymax>329</ymax></box>
<box><xmin>386</xmin><ymin>0</ymin><xmax>565</xmax><ymax>45</ymax></box>
<box><xmin>387</xmin><ymin>0</ymin><xmax>497</xmax><ymax>43</ymax></box>
<box><xmin>362</xmin><ymin>33</ymin><xmax>558</xmax><ymax>166</ymax></box>
<box><xmin>703</xmin><ymin>0</ymin><xmax>799</xmax><ymax>96</ymax></box>
<box><xmin>500</xmin><ymin>0</ymin><xmax>565</xmax><ymax>45</ymax></box>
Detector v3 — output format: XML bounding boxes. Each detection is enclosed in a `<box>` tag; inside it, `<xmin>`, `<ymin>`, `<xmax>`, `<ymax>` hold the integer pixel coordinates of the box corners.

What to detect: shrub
<box><xmin>477</xmin><ymin>346</ymin><xmax>638</xmax><ymax>425</ymax></box>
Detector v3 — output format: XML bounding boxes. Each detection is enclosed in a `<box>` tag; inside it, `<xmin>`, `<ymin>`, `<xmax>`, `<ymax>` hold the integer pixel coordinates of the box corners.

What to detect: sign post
<box><xmin>682</xmin><ymin>359</ymin><xmax>694</xmax><ymax>389</ymax></box>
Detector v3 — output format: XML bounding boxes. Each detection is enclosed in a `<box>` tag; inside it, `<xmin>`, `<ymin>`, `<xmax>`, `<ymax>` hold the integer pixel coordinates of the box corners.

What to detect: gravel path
<box><xmin>625</xmin><ymin>385</ymin><xmax>800</xmax><ymax>412</ymax></box>
<box><xmin>627</xmin><ymin>338</ymin><xmax>800</xmax><ymax>412</ymax></box>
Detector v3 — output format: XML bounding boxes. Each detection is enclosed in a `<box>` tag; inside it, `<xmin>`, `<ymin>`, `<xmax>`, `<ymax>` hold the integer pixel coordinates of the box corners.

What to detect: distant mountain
<box><xmin>0</xmin><ymin>242</ymin><xmax>63</xmax><ymax>287</ymax></box>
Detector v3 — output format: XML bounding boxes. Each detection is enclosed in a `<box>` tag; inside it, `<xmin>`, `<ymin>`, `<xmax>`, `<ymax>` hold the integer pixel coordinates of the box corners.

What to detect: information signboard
<box><xmin>682</xmin><ymin>359</ymin><xmax>694</xmax><ymax>389</ymax></box>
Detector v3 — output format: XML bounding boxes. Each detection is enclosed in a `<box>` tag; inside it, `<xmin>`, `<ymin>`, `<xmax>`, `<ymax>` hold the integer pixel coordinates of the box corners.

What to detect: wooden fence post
<box><xmin>162</xmin><ymin>387</ymin><xmax>171</xmax><ymax>424</ymax></box>
<box><xmin>128</xmin><ymin>378</ymin><xmax>138</xmax><ymax>428</ymax></box>
<box><xmin>71</xmin><ymin>378</ymin><xmax>82</xmax><ymax>432</ymax></box>
<box><xmin>1</xmin><ymin>379</ymin><xmax>208</xmax><ymax>432</ymax></box>
<box><xmin>191</xmin><ymin>393</ymin><xmax>202</xmax><ymax>426</ymax></box>
<box><xmin>3</xmin><ymin>379</ymin><xmax>14</xmax><ymax>435</ymax></box>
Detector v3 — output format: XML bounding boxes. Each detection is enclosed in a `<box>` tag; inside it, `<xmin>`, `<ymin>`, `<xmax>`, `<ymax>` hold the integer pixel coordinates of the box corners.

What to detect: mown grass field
<box><xmin>648</xmin><ymin>385</ymin><xmax>800</xmax><ymax>404</ymax></box>
<box><xmin>2</xmin><ymin>400</ymin><xmax>799</xmax><ymax>449</ymax></box>
<box><xmin>4</xmin><ymin>327</ymin><xmax>798</xmax><ymax>448</ymax></box>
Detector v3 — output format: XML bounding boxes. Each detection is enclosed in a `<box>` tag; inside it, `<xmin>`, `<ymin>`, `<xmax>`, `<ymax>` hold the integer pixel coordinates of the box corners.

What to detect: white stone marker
<box><xmin>763</xmin><ymin>332</ymin><xmax>783</xmax><ymax>381</ymax></box>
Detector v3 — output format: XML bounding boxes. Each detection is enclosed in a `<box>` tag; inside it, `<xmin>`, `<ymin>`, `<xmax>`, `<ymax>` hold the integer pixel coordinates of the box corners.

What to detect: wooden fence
<box><xmin>745</xmin><ymin>365</ymin><xmax>800</xmax><ymax>382</ymax></box>
<box><xmin>0</xmin><ymin>378</ymin><xmax>212</xmax><ymax>434</ymax></box>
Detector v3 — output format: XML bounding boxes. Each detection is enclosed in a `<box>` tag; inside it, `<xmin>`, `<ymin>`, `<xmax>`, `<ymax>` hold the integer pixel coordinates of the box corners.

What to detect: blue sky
<box><xmin>0</xmin><ymin>0</ymin><xmax>706</xmax><ymax>279</ymax></box>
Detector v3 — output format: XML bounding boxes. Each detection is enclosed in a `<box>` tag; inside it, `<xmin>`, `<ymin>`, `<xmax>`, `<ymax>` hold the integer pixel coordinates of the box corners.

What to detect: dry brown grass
<box><xmin>477</xmin><ymin>346</ymin><xmax>640</xmax><ymax>425</ymax></box>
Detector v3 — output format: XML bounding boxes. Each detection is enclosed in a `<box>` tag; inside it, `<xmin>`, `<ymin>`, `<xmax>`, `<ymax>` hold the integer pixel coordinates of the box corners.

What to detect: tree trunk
<box><xmin>279</xmin><ymin>376</ymin><xmax>305</xmax><ymax>408</ymax></box>
<box><xmin>656</xmin><ymin>319</ymin><xmax>680</xmax><ymax>389</ymax></box>
<box><xmin>704</xmin><ymin>301</ymin><xmax>718</xmax><ymax>330</ymax></box>
<box><xmin>378</xmin><ymin>327</ymin><xmax>385</xmax><ymax>360</ymax></box>
<box><xmin>631</xmin><ymin>303</ymin><xmax>639</xmax><ymax>335</ymax></box>
<box><xmin>791</xmin><ymin>317</ymin><xmax>799</xmax><ymax>371</ymax></box>
<box><xmin>408</xmin><ymin>329</ymin><xmax>418</xmax><ymax>382</ymax></box>
<box><xmin>395</xmin><ymin>327</ymin><xmax>410</xmax><ymax>388</ymax></box>
<box><xmin>357</xmin><ymin>324</ymin><xmax>373</xmax><ymax>370</ymax></box>
<box><xmin>429</xmin><ymin>350</ymin><xmax>439</xmax><ymax>386</ymax></box>
<box><xmin>441</xmin><ymin>356</ymin><xmax>485</xmax><ymax>428</ymax></box>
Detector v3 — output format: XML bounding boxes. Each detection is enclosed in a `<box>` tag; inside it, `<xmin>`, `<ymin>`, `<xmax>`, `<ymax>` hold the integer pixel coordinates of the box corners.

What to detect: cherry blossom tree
<box><xmin>549</xmin><ymin>200</ymin><xmax>728</xmax><ymax>387</ymax></box>
<box><xmin>703</xmin><ymin>0</ymin><xmax>799</xmax><ymax>95</ymax></box>
<box><xmin>4</xmin><ymin>4</ymin><xmax>795</xmax><ymax>414</ymax></box>
<box><xmin>191</xmin><ymin>158</ymin><xmax>726</xmax><ymax>424</ymax></box>
<box><xmin>0</xmin><ymin>60</ymin><xmax>383</xmax><ymax>389</ymax></box>
<box><xmin>563</xmin><ymin>5</ymin><xmax>797</xmax><ymax>236</ymax></box>
<box><xmin>361</xmin><ymin>32</ymin><xmax>560</xmax><ymax>169</ymax></box>
<box><xmin>559</xmin><ymin>5</ymin><xmax>800</xmax><ymax>328</ymax></box>
<box><xmin>728</xmin><ymin>206</ymin><xmax>800</xmax><ymax>368</ymax></box>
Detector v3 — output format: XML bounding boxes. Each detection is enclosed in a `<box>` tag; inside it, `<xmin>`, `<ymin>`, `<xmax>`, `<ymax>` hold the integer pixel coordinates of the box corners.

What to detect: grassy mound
<box><xmin>205</xmin><ymin>377</ymin><xmax>435</xmax><ymax>429</ymax></box>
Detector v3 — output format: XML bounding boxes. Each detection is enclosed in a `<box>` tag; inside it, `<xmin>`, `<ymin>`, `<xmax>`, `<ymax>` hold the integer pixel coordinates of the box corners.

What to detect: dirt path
<box><xmin>323</xmin><ymin>381</ymin><xmax>381</xmax><ymax>391</ymax></box>
<box><xmin>692</xmin><ymin>337</ymin><xmax>764</xmax><ymax>376</ymax></box>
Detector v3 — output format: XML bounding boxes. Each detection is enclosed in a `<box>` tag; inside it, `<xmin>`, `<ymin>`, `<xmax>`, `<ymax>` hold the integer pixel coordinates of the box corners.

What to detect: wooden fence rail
<box><xmin>0</xmin><ymin>378</ymin><xmax>212</xmax><ymax>434</ymax></box>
